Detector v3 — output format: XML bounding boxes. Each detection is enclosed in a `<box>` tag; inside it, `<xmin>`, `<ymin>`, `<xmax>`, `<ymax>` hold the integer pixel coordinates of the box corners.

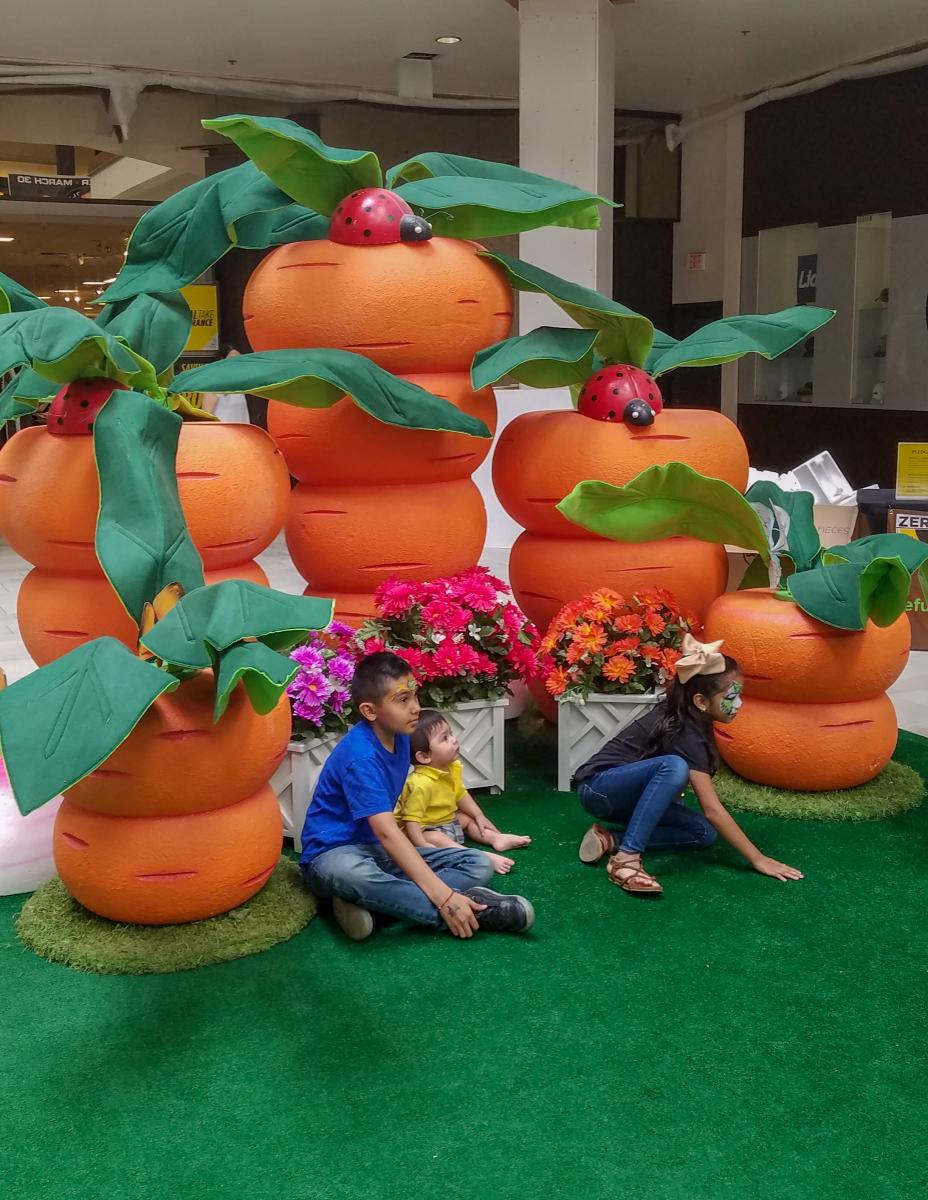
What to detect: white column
<box><xmin>518</xmin><ymin>0</ymin><xmax>615</xmax><ymax>331</ymax></box>
<box><xmin>720</xmin><ymin>114</ymin><xmax>745</xmax><ymax>422</ymax></box>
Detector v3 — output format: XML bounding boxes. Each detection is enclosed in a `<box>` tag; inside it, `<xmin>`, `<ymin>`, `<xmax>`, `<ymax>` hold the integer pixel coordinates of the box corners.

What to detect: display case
<box><xmin>852</xmin><ymin>213</ymin><xmax>891</xmax><ymax>407</ymax></box>
<box><xmin>751</xmin><ymin>223</ymin><xmax>818</xmax><ymax>404</ymax></box>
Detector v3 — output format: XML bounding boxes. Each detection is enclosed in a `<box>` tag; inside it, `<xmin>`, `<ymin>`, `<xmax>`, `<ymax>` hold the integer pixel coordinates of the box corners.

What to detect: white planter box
<box><xmin>557</xmin><ymin>692</ymin><xmax>660</xmax><ymax>792</ymax></box>
<box><xmin>271</xmin><ymin>733</ymin><xmax>341</xmax><ymax>851</ymax></box>
<box><xmin>445</xmin><ymin>697</ymin><xmax>508</xmax><ymax>794</ymax></box>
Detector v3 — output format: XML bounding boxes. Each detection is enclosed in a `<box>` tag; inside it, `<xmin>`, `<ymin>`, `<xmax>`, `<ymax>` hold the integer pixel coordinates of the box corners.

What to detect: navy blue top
<box><xmin>299</xmin><ymin>722</ymin><xmax>411</xmax><ymax>863</ymax></box>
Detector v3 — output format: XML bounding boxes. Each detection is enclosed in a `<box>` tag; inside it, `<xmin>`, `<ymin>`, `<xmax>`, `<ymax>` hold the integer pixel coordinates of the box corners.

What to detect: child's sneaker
<box><xmin>464</xmin><ymin>887</ymin><xmax>535</xmax><ymax>933</ymax></box>
<box><xmin>332</xmin><ymin>897</ymin><xmax>374</xmax><ymax>941</ymax></box>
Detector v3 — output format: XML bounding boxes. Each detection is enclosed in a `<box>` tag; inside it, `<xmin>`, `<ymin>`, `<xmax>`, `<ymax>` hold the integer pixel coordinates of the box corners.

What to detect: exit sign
<box><xmin>687</xmin><ymin>252</ymin><xmax>707</xmax><ymax>271</ymax></box>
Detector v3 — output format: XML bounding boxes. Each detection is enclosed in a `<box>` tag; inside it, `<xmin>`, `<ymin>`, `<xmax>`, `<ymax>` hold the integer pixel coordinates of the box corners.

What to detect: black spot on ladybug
<box><xmin>616</xmin><ymin>371</ymin><xmax>624</xmax><ymax>377</ymax></box>
<box><xmin>362</xmin><ymin>203</ymin><xmax>372</xmax><ymax>212</ymax></box>
<box><xmin>56</xmin><ymin>417</ymin><xmax>64</xmax><ymax>425</ymax></box>
<box><xmin>612</xmin><ymin>387</ymin><xmax>619</xmax><ymax>395</ymax></box>
<box><xmin>87</xmin><ymin>422</ymin><xmax>94</xmax><ymax>432</ymax></box>
<box><xmin>337</xmin><ymin>206</ymin><xmax>343</xmax><ymax>214</ymax></box>
<box><xmin>387</xmin><ymin>214</ymin><xmax>395</xmax><ymax>221</ymax></box>
<box><xmin>648</xmin><ymin>393</ymin><xmax>654</xmax><ymax>400</ymax></box>
<box><xmin>378</xmin><ymin>193</ymin><xmax>386</xmax><ymax>199</ymax></box>
<box><xmin>363</xmin><ymin>229</ymin><xmax>372</xmax><ymax>238</ymax></box>
<box><xmin>80</xmin><ymin>400</ymin><xmax>89</xmax><ymax>408</ymax></box>
<box><xmin>345</xmin><ymin>217</ymin><xmax>353</xmax><ymax>225</ymax></box>
<box><xmin>590</xmin><ymin>394</ymin><xmax>597</xmax><ymax>402</ymax></box>
<box><xmin>596</xmin><ymin>375</ymin><xmax>603</xmax><ymax>381</ymax></box>
<box><xmin>608</xmin><ymin>410</ymin><xmax>616</xmax><ymax>420</ymax></box>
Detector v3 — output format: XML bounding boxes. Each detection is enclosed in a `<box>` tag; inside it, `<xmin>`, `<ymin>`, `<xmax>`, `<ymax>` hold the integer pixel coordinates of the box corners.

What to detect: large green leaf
<box><xmin>558</xmin><ymin>462</ymin><xmax>771</xmax><ymax>559</ymax></box>
<box><xmin>786</xmin><ymin>533</ymin><xmax>928</xmax><ymax>629</ymax></box>
<box><xmin>394</xmin><ymin>175</ymin><xmax>612</xmax><ymax>239</ymax></box>
<box><xmin>169</xmin><ymin>349</ymin><xmax>491</xmax><ymax>437</ymax></box>
<box><xmin>0</xmin><ymin>307</ymin><xmax>157</xmax><ymax>390</ymax></box>
<box><xmin>94</xmin><ymin>292</ymin><xmax>192</xmax><ymax>375</ymax></box>
<box><xmin>0</xmin><ymin>638</ymin><xmax>177</xmax><ymax>815</ymax></box>
<box><xmin>0</xmin><ymin>270</ymin><xmax>46</xmax><ymax>315</ymax></box>
<box><xmin>203</xmin><ymin>115</ymin><xmax>382</xmax><ymax>214</ymax></box>
<box><xmin>93</xmin><ymin>390</ymin><xmax>205</xmax><ymax>623</ymax></box>
<box><xmin>0</xmin><ymin>367</ymin><xmax>56</xmax><ymax>426</ymax></box>
<box><xmin>232</xmin><ymin>203</ymin><xmax>329</xmax><ymax>248</ymax></box>
<box><xmin>140</xmin><ymin>580</ymin><xmax>334</xmax><ymax>670</ymax></box>
<box><xmin>745</xmin><ymin>481</ymin><xmax>822</xmax><ymax>574</ymax></box>
<box><xmin>100</xmin><ymin>163</ymin><xmax>294</xmax><ymax>303</ymax></box>
<box><xmin>214</xmin><ymin>641</ymin><xmax>299</xmax><ymax>721</ymax></box>
<box><xmin>477</xmin><ymin>252</ymin><xmax>654</xmax><ymax>367</ymax></box>
<box><xmin>645</xmin><ymin>306</ymin><xmax>835</xmax><ymax>376</ymax></box>
<box><xmin>472</xmin><ymin>326</ymin><xmax>599</xmax><ymax>390</ymax></box>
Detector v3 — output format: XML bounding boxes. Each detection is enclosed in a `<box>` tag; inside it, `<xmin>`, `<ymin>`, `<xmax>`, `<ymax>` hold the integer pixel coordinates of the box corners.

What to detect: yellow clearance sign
<box><xmin>896</xmin><ymin>443</ymin><xmax>928</xmax><ymax>501</ymax></box>
<box><xmin>180</xmin><ymin>285</ymin><xmax>219</xmax><ymax>353</ymax></box>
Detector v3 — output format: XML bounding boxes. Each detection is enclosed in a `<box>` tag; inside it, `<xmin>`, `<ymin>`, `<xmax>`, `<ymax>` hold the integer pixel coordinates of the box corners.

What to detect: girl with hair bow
<box><xmin>573</xmin><ymin>635</ymin><xmax>803</xmax><ymax>895</ymax></box>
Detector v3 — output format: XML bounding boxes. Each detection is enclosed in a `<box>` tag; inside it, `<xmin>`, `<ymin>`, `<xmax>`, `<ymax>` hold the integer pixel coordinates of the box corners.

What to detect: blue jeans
<box><xmin>302</xmin><ymin>843</ymin><xmax>495</xmax><ymax>929</ymax></box>
<box><xmin>577</xmin><ymin>755</ymin><xmax>716</xmax><ymax>855</ymax></box>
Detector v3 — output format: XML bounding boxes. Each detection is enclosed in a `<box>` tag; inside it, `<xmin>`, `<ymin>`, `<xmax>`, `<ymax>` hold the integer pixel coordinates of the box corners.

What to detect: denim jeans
<box><xmin>301</xmin><ymin>843</ymin><xmax>495</xmax><ymax>929</ymax></box>
<box><xmin>577</xmin><ymin>755</ymin><xmax>716</xmax><ymax>855</ymax></box>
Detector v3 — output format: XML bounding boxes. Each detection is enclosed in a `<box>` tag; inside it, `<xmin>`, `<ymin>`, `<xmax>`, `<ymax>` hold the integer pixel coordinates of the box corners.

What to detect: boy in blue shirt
<box><xmin>300</xmin><ymin>652</ymin><xmax>535</xmax><ymax>941</ymax></box>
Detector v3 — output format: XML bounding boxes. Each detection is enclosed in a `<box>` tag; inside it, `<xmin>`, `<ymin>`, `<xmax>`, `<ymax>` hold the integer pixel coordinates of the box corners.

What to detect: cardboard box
<box><xmin>725</xmin><ymin>504</ymin><xmax>860</xmax><ymax>592</ymax></box>
<box><xmin>887</xmin><ymin>508</ymin><xmax>928</xmax><ymax>650</ymax></box>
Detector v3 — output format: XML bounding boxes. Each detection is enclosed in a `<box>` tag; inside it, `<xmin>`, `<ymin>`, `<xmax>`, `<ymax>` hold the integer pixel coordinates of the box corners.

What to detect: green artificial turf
<box><xmin>17</xmin><ymin>857</ymin><xmax>316</xmax><ymax>975</ymax></box>
<box><xmin>2</xmin><ymin>729</ymin><xmax>928</xmax><ymax>1199</ymax></box>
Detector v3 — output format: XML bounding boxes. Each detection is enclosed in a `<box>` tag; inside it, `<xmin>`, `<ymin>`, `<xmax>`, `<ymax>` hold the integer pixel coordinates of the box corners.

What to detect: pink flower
<box><xmin>375</xmin><ymin>577</ymin><xmax>422</xmax><ymax>617</ymax></box>
<box><xmin>362</xmin><ymin>636</ymin><xmax>386</xmax><ymax>655</ymax></box>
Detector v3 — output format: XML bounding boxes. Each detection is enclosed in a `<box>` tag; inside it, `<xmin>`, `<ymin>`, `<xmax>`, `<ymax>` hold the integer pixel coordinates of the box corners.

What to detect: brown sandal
<box><xmin>579</xmin><ymin>823</ymin><xmax>615</xmax><ymax>864</ymax></box>
<box><xmin>606</xmin><ymin>852</ymin><xmax>663</xmax><ymax>895</ymax></box>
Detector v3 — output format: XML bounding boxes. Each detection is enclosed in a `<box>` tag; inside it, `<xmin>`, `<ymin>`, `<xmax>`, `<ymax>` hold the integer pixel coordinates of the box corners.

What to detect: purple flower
<box><xmin>297</xmin><ymin>672</ymin><xmax>333</xmax><ymax>705</ymax></box>
<box><xmin>293</xmin><ymin>698</ymin><xmax>324</xmax><ymax>727</ymax></box>
<box><xmin>330</xmin><ymin>686</ymin><xmax>351</xmax><ymax>713</ymax></box>
<box><xmin>329</xmin><ymin>654</ymin><xmax>354</xmax><ymax>683</ymax></box>
<box><xmin>327</xmin><ymin>620</ymin><xmax>356</xmax><ymax>639</ymax></box>
<box><xmin>292</xmin><ymin>643</ymin><xmax>324</xmax><ymax>670</ymax></box>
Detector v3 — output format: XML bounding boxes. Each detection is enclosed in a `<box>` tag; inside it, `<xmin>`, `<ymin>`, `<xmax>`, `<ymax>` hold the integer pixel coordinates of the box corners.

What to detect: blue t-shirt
<box><xmin>300</xmin><ymin>722</ymin><xmax>411</xmax><ymax>863</ymax></box>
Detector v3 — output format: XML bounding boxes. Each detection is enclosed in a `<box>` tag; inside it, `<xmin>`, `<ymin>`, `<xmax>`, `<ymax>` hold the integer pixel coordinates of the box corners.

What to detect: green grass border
<box><xmin>16</xmin><ymin>856</ymin><xmax>317</xmax><ymax>975</ymax></box>
<box><xmin>714</xmin><ymin>760</ymin><xmax>925</xmax><ymax>822</ymax></box>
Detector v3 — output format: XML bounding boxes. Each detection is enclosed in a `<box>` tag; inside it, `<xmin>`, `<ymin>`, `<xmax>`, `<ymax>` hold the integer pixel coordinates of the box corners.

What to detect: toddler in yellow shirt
<box><xmin>396</xmin><ymin>709</ymin><xmax>531</xmax><ymax>874</ymax></box>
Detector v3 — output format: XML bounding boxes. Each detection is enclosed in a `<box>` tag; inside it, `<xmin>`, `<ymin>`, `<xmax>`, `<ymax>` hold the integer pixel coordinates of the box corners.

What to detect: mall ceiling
<box><xmin>3</xmin><ymin>0</ymin><xmax>928</xmax><ymax>114</ymax></box>
<box><xmin>0</xmin><ymin>218</ymin><xmax>132</xmax><ymax>313</ymax></box>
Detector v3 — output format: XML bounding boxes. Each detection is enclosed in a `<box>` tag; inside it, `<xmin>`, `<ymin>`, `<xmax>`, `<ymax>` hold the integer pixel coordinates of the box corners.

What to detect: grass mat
<box><xmin>17</xmin><ymin>857</ymin><xmax>317</xmax><ymax>975</ymax></box>
<box><xmin>2</xmin><ymin>730</ymin><xmax>928</xmax><ymax>1199</ymax></box>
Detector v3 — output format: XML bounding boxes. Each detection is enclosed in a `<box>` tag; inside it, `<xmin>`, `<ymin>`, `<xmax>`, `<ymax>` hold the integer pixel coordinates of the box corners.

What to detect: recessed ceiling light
<box><xmin>82</xmin><ymin>280</ymin><xmax>108</xmax><ymax>285</ymax></box>
<box><xmin>56</xmin><ymin>288</ymin><xmax>79</xmax><ymax>294</ymax></box>
<box><xmin>435</xmin><ymin>35</ymin><xmax>461</xmax><ymax>45</ymax></box>
<box><xmin>0</xmin><ymin>235</ymin><xmax>14</xmax><ymax>243</ymax></box>
<box><xmin>101</xmin><ymin>276</ymin><xmax>117</xmax><ymax>283</ymax></box>
<box><xmin>36</xmin><ymin>294</ymin><xmax>52</xmax><ymax>299</ymax></box>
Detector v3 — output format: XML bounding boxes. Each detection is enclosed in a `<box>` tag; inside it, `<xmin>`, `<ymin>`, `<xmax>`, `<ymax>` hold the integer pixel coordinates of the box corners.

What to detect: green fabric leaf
<box><xmin>745</xmin><ymin>481</ymin><xmax>822</xmax><ymax>573</ymax></box>
<box><xmin>0</xmin><ymin>367</ymin><xmax>56</xmax><ymax>426</ymax></box>
<box><xmin>0</xmin><ymin>307</ymin><xmax>157</xmax><ymax>390</ymax></box>
<box><xmin>99</xmin><ymin>163</ymin><xmax>294</xmax><ymax>303</ymax></box>
<box><xmin>477</xmin><ymin>252</ymin><xmax>654</xmax><ymax>367</ymax></box>
<box><xmin>202</xmin><ymin>114</ymin><xmax>382</xmax><ymax>214</ymax></box>
<box><xmin>557</xmin><ymin>463</ymin><xmax>771</xmax><ymax>560</ymax></box>
<box><xmin>140</xmin><ymin>580</ymin><xmax>334</xmax><ymax>670</ymax></box>
<box><xmin>785</xmin><ymin>533</ymin><xmax>928</xmax><ymax>629</ymax></box>
<box><xmin>168</xmin><ymin>349</ymin><xmax>491</xmax><ymax>437</ymax></box>
<box><xmin>213</xmin><ymin>641</ymin><xmax>299</xmax><ymax>721</ymax></box>
<box><xmin>643</xmin><ymin>327</ymin><xmax>679</xmax><ymax>374</ymax></box>
<box><xmin>645</xmin><ymin>306</ymin><xmax>836</xmax><ymax>376</ymax></box>
<box><xmin>232</xmin><ymin>203</ymin><xmax>329</xmax><ymax>248</ymax></box>
<box><xmin>94</xmin><ymin>292</ymin><xmax>192</xmax><ymax>375</ymax></box>
<box><xmin>0</xmin><ymin>638</ymin><xmax>177</xmax><ymax>815</ymax></box>
<box><xmin>394</xmin><ymin>175</ymin><xmax>611</xmax><ymax>239</ymax></box>
<box><xmin>471</xmin><ymin>327</ymin><xmax>599</xmax><ymax>389</ymax></box>
<box><xmin>93</xmin><ymin>390</ymin><xmax>206</xmax><ymax>623</ymax></box>
<box><xmin>0</xmin><ymin>270</ymin><xmax>46</xmax><ymax>315</ymax></box>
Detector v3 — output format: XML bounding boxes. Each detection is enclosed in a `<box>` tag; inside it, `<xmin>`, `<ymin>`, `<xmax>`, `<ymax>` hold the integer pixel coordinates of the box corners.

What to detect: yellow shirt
<box><xmin>395</xmin><ymin>761</ymin><xmax>466</xmax><ymax>828</ymax></box>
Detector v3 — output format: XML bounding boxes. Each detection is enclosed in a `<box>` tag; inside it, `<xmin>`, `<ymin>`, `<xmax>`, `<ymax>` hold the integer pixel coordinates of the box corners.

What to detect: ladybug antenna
<box><xmin>400</xmin><ymin>213</ymin><xmax>433</xmax><ymax>243</ymax></box>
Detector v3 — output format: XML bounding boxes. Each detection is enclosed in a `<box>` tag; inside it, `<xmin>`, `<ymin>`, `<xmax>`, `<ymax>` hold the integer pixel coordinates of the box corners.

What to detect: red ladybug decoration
<box><xmin>47</xmin><ymin>377</ymin><xmax>128</xmax><ymax>437</ymax></box>
<box><xmin>576</xmin><ymin>364</ymin><xmax>663</xmax><ymax>427</ymax></box>
<box><xmin>328</xmin><ymin>188</ymin><xmax>433</xmax><ymax>246</ymax></box>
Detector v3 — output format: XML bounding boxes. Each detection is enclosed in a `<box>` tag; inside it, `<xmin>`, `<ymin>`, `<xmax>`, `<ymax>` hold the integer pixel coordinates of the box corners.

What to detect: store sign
<box><xmin>896</xmin><ymin>443</ymin><xmax>928</xmax><ymax>501</ymax></box>
<box><xmin>7</xmin><ymin>173</ymin><xmax>91</xmax><ymax>201</ymax></box>
<box><xmin>796</xmin><ymin>254</ymin><xmax>817</xmax><ymax>303</ymax></box>
<box><xmin>887</xmin><ymin>507</ymin><xmax>928</xmax><ymax>649</ymax></box>
<box><xmin>180</xmin><ymin>284</ymin><xmax>219</xmax><ymax>353</ymax></box>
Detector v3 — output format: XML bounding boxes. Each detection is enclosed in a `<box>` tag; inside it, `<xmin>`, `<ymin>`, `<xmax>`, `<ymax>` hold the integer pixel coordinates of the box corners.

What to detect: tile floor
<box><xmin>1</xmin><ymin>537</ymin><xmax>925</xmax><ymax>735</ymax></box>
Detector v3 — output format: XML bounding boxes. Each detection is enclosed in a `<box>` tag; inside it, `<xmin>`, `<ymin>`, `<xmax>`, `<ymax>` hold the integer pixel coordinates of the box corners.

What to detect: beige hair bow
<box><xmin>675</xmin><ymin>634</ymin><xmax>726</xmax><ymax>683</ymax></box>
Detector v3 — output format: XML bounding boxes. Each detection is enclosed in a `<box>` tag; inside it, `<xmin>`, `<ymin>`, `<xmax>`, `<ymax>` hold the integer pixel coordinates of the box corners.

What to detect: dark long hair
<box><xmin>642</xmin><ymin>655</ymin><xmax>739</xmax><ymax>770</ymax></box>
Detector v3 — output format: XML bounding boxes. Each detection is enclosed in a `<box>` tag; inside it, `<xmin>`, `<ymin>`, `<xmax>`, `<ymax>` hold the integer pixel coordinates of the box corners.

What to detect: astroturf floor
<box><xmin>3</xmin><ymin>731</ymin><xmax>928</xmax><ymax>1200</ymax></box>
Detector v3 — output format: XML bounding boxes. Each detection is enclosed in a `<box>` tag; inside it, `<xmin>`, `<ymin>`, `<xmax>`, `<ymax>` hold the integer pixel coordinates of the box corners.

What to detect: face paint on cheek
<box><xmin>720</xmin><ymin>682</ymin><xmax>743</xmax><ymax>719</ymax></box>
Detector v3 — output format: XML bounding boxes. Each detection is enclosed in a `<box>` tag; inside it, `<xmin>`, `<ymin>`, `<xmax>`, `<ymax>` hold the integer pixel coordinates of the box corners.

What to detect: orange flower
<box><xmin>614</xmin><ymin>613</ymin><xmax>644</xmax><ymax>634</ymax></box>
<box><xmin>545</xmin><ymin>666</ymin><xmax>571</xmax><ymax>696</ymax></box>
<box><xmin>603</xmin><ymin>655</ymin><xmax>636</xmax><ymax>683</ymax></box>
<box><xmin>635</xmin><ymin>588</ymin><xmax>676</xmax><ymax>609</ymax></box>
<box><xmin>640</xmin><ymin>643</ymin><xmax>662</xmax><ymax>662</ymax></box>
<box><xmin>573</xmin><ymin>621</ymin><xmax>607</xmax><ymax>654</ymax></box>
<box><xmin>566</xmin><ymin>639</ymin><xmax>589</xmax><ymax>665</ymax></box>
<box><xmin>643</xmin><ymin>609</ymin><xmax>666</xmax><ymax>636</ymax></box>
<box><xmin>605</xmin><ymin>636</ymin><xmax>640</xmax><ymax>656</ymax></box>
<box><xmin>660</xmin><ymin>648</ymin><xmax>681</xmax><ymax>673</ymax></box>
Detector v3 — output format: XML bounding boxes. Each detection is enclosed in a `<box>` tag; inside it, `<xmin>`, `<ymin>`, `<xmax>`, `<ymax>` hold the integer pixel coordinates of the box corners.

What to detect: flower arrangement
<box><xmin>539</xmin><ymin>588</ymin><xmax>701</xmax><ymax>702</ymax></box>
<box><xmin>356</xmin><ymin>568</ymin><xmax>539</xmax><ymax>708</ymax></box>
<box><xmin>287</xmin><ymin>621</ymin><xmax>358</xmax><ymax>738</ymax></box>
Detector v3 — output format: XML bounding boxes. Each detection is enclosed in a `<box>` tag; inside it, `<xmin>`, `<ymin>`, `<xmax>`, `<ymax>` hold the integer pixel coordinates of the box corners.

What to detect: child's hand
<box><xmin>439</xmin><ymin>892</ymin><xmax>485</xmax><ymax>938</ymax></box>
<box><xmin>752</xmin><ymin>854</ymin><xmax>803</xmax><ymax>882</ymax></box>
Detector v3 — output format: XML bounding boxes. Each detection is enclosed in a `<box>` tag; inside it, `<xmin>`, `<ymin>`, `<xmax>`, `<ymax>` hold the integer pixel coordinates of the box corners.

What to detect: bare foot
<box><xmin>488</xmin><ymin>832</ymin><xmax>532</xmax><ymax>852</ymax></box>
<box><xmin>486</xmin><ymin>852</ymin><xmax>515</xmax><ymax>874</ymax></box>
